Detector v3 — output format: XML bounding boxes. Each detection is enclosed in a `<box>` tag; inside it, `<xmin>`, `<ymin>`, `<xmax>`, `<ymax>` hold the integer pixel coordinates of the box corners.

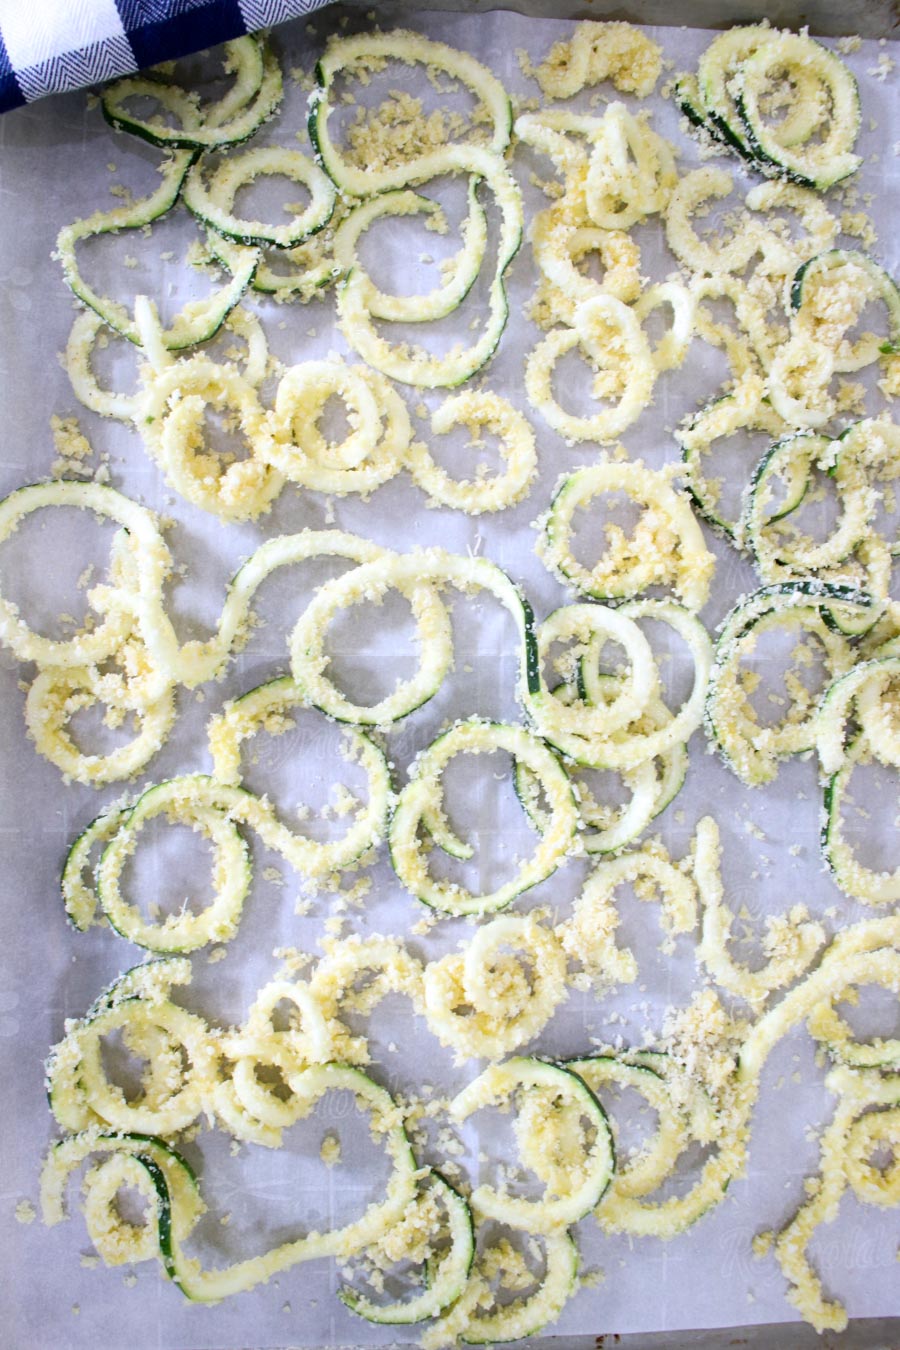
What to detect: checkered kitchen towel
<box><xmin>0</xmin><ymin>0</ymin><xmax>332</xmax><ymax>114</ymax></box>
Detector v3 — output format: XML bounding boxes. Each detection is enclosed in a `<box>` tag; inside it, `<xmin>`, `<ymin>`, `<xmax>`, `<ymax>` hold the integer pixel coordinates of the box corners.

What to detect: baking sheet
<box><xmin>0</xmin><ymin>7</ymin><xmax>898</xmax><ymax>1347</ymax></box>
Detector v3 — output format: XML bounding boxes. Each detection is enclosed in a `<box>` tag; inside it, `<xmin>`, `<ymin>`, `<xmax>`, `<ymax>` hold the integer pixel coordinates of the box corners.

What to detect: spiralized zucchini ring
<box><xmin>534</xmin><ymin>21</ymin><xmax>662</xmax><ymax>99</ymax></box>
<box><xmin>733</xmin><ymin>32</ymin><xmax>862</xmax><ymax>190</ymax></box>
<box><xmin>332</xmin><ymin>179</ymin><xmax>488</xmax><ymax>324</ymax></box>
<box><xmin>309</xmin><ymin>30</ymin><xmax>514</xmax><ymax>194</ymax></box>
<box><xmin>822</xmin><ymin>737</ymin><xmax>900</xmax><ymax>905</ymax></box>
<box><xmin>259</xmin><ymin>359</ymin><xmax>411</xmax><ymax>495</ymax></box>
<box><xmin>46</xmin><ymin>959</ymin><xmax>216</xmax><ymax>1135</ymax></box>
<box><xmin>684</xmin><ymin>26</ymin><xmax>862</xmax><ymax>192</ymax></box>
<box><xmin>290</xmin><ymin>547</ymin><xmax>539</xmax><ymax>725</ymax></box>
<box><xmin>423</xmin><ymin>915</ymin><xmax>568</xmax><ymax>1058</ymax></box>
<box><xmin>101</xmin><ymin>36</ymin><xmax>284</xmax><ymax>151</ymax></box>
<box><xmin>531</xmin><ymin>212</ymin><xmax>641</xmax><ymax>318</ymax></box>
<box><xmin>666</xmin><ymin>169</ymin><xmax>761</xmax><ymax>276</ymax></box>
<box><xmin>137</xmin><ymin>353</ymin><xmax>282</xmax><ymax>521</ymax></box>
<box><xmin>584</xmin><ymin>105</ymin><xmax>676</xmax><ymax>231</ymax></box>
<box><xmin>706</xmin><ymin>586</ymin><xmax>857</xmax><ymax>786</ymax></box>
<box><xmin>336</xmin><ymin>151</ymin><xmax>523</xmax><ymax>389</ymax></box>
<box><xmin>677</xmin><ymin>373</ymin><xmax>786</xmax><ymax>538</ymax></box>
<box><xmin>83</xmin><ymin>742</ymin><xmax>391</xmax><ymax>951</ymax></box>
<box><xmin>558</xmin><ymin>843</ymin><xmax>698</xmax><ymax>985</ymax></box>
<box><xmin>208</xmin><ymin>227</ymin><xmax>340</xmax><ymax>299</ymax></box>
<box><xmin>744</xmin><ymin>419</ymin><xmax>899</xmax><ymax>590</ymax></box>
<box><xmin>770</xmin><ymin>1066</ymin><xmax>900</xmax><ymax>1333</ymax></box>
<box><xmin>532</xmin><ymin>600</ymin><xmax>711</xmax><ymax>771</ymax></box>
<box><xmin>339</xmin><ymin>1170</ymin><xmax>474</xmax><ymax>1326</ymax></box>
<box><xmin>406</xmin><ymin>391</ymin><xmax>537</xmax><ymax>514</ymax></box>
<box><xmin>25</xmin><ymin>662</ymin><xmax>176</xmax><ymax>787</ymax></box>
<box><xmin>566</xmin><ymin>1055</ymin><xmax>697</xmax><ymax>1226</ymax></box>
<box><xmin>183</xmin><ymin>146</ymin><xmax>335</xmax><ymax>248</ymax></box>
<box><xmin>55</xmin><ymin>153</ymin><xmax>259</xmax><ymax>350</ymax></box>
<box><xmin>538</xmin><ymin>462</ymin><xmax>714</xmax><ymax>611</ymax></box>
<box><xmin>689</xmin><ymin>275</ymin><xmax>775</xmax><ymax>380</ymax></box>
<box><xmin>44</xmin><ymin>1063</ymin><xmax>418</xmax><ymax>1303</ymax></box>
<box><xmin>390</xmin><ymin>720</ymin><xmax>578</xmax><ymax>916</ymax></box>
<box><xmin>455</xmin><ymin>1231</ymin><xmax>579</xmax><ymax>1345</ymax></box>
<box><xmin>525</xmin><ymin>295</ymin><xmax>655</xmax><ymax>444</ymax></box>
<box><xmin>814</xmin><ymin>654</ymin><xmax>900</xmax><ymax>777</ymax></box>
<box><xmin>516</xmin><ymin>692</ymin><xmax>687</xmax><ymax>856</ymax></box>
<box><xmin>790</xmin><ymin>250</ymin><xmax>900</xmax><ymax>367</ymax></box>
<box><xmin>450</xmin><ymin>1058</ymin><xmax>614</xmax><ymax>1232</ymax></box>
<box><xmin>41</xmin><ymin>1131</ymin><xmax>205</xmax><ymax>1268</ymax></box>
<box><xmin>745</xmin><ymin>181</ymin><xmax>840</xmax><ymax>282</ymax></box>
<box><xmin>632</xmin><ymin>282</ymin><xmax>696</xmax><ymax>373</ymax></box>
<box><xmin>767</xmin><ymin>331</ymin><xmax>836</xmax><ymax>430</ymax></box>
<box><xmin>694</xmin><ymin>816</ymin><xmax>825</xmax><ymax>1006</ymax></box>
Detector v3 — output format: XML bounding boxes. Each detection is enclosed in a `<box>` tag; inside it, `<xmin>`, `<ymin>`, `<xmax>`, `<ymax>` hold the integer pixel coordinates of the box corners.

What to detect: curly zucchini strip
<box><xmin>407</xmin><ymin>391</ymin><xmax>537</xmax><ymax>514</ymax></box>
<box><xmin>632</xmin><ymin>282</ymin><xmax>695</xmax><ymax>372</ymax></box>
<box><xmin>538</xmin><ymin>462</ymin><xmax>714</xmax><ymax>611</ymax></box>
<box><xmin>706</xmin><ymin>598</ymin><xmax>854</xmax><ymax>787</ymax></box>
<box><xmin>597</xmin><ymin>922</ymin><xmax>900</xmax><ymax>1242</ymax></box>
<box><xmin>567</xmin><ymin>1055</ymin><xmax>690</xmax><ymax>1204</ymax></box>
<box><xmin>455</xmin><ymin>1231</ymin><xmax>579</xmax><ymax>1345</ymax></box>
<box><xmin>336</xmin><ymin>151</ymin><xmax>523</xmax><ymax>389</ymax></box>
<box><xmin>390</xmin><ymin>720</ymin><xmax>577</xmax><ymax>916</ymax></box>
<box><xmin>41</xmin><ymin>1130</ymin><xmax>204</xmax><ymax>1267</ymax></box>
<box><xmin>666</xmin><ymin>169</ymin><xmax>760</xmax><ymax>276</ymax></box>
<box><xmin>45</xmin><ymin>1064</ymin><xmax>417</xmax><ymax>1303</ymax></box>
<box><xmin>309</xmin><ymin>30</ymin><xmax>513</xmax><ymax>194</ymax></box>
<box><xmin>771</xmin><ymin>1066</ymin><xmax>900</xmax><ymax>1333</ymax></box>
<box><xmin>558</xmin><ymin>844</ymin><xmax>698</xmax><ymax>985</ymax></box>
<box><xmin>815</xmin><ymin>655</ymin><xmax>900</xmax><ymax>776</ymax></box>
<box><xmin>694</xmin><ymin>817</ymin><xmax>825</xmax><ymax>1007</ymax></box>
<box><xmin>450</xmin><ymin>1058</ymin><xmax>614</xmax><ymax>1231</ymax></box>
<box><xmin>734</xmin><ymin>33</ymin><xmax>862</xmax><ymax>190</ymax></box>
<box><xmin>65</xmin><ymin>311</ymin><xmax>143</xmax><ymax>420</ymax></box>
<box><xmin>745</xmin><ymin>182</ymin><xmax>840</xmax><ymax>282</ymax></box>
<box><xmin>90</xmin><ymin>747</ymin><xmax>390</xmax><ymax>951</ymax></box>
<box><xmin>585</xmin><ymin>105</ymin><xmax>676</xmax><ymax>230</ymax></box>
<box><xmin>807</xmin><ymin>993</ymin><xmax>900</xmax><ymax>1071</ymax></box>
<box><xmin>534</xmin><ymin>21</ymin><xmax>662</xmax><ymax>99</ymax></box>
<box><xmin>743</xmin><ymin>432</ymin><xmax>872</xmax><ymax>583</ymax></box>
<box><xmin>767</xmin><ymin>331</ymin><xmax>836</xmax><ymax>429</ymax></box>
<box><xmin>46</xmin><ymin>959</ymin><xmax>216</xmax><ymax>1135</ymax></box>
<box><xmin>25</xmin><ymin>662</ymin><xmax>176</xmax><ymax>787</ymax></box>
<box><xmin>534</xmin><ymin>603</ymin><xmax>659</xmax><ymax>752</ymax></box>
<box><xmin>183</xmin><ymin>146</ymin><xmax>335</xmax><ymax>248</ymax></box>
<box><xmin>536</xmin><ymin>601</ymin><xmax>711</xmax><ymax>772</ymax></box>
<box><xmin>517</xmin><ymin>694</ymin><xmax>687</xmax><ymax>856</ymax></box>
<box><xmin>305</xmin><ymin>936</ymin><xmax>424</xmax><ymax>1068</ymax></box>
<box><xmin>290</xmin><ymin>546</ymin><xmax>538</xmax><ymax>725</ymax></box>
<box><xmin>0</xmin><ymin>481</ymin><xmax>392</xmax><ymax>689</ymax></box>
<box><xmin>332</xmin><ymin>179</ymin><xmax>488</xmax><ymax>324</ymax></box>
<box><xmin>822</xmin><ymin>737</ymin><xmax>900</xmax><ymax>905</ymax></box>
<box><xmin>339</xmin><ymin>1171</ymin><xmax>474</xmax><ymax>1326</ymax></box>
<box><xmin>690</xmin><ymin>275</ymin><xmax>776</xmax><ymax>379</ymax></box>
<box><xmin>55</xmin><ymin>153</ymin><xmax>259</xmax><ymax>350</ymax></box>
<box><xmin>525</xmin><ymin>295</ymin><xmax>655</xmax><ymax>444</ymax></box>
<box><xmin>677</xmin><ymin>372</ymin><xmax>786</xmax><ymax>539</ymax></box>
<box><xmin>260</xmin><ymin>360</ymin><xmax>411</xmax><ymax>495</ymax></box>
<box><xmin>423</xmin><ymin>915</ymin><xmax>567</xmax><ymax>1059</ymax></box>
<box><xmin>101</xmin><ymin>36</ymin><xmax>283</xmax><ymax>151</ymax></box>
<box><xmin>790</xmin><ymin>251</ymin><xmax>900</xmax><ymax>368</ymax></box>
<box><xmin>137</xmin><ymin>353</ymin><xmax>282</xmax><ymax>521</ymax></box>
<box><xmin>530</xmin><ymin>213</ymin><xmax>642</xmax><ymax>327</ymax></box>
<box><xmin>209</xmin><ymin>227</ymin><xmax>339</xmax><ymax>299</ymax></box>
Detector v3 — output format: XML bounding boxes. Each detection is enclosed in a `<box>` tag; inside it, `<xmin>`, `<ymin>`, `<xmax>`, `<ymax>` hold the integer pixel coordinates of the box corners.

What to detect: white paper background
<box><xmin>0</xmin><ymin>8</ymin><xmax>898</xmax><ymax>1347</ymax></box>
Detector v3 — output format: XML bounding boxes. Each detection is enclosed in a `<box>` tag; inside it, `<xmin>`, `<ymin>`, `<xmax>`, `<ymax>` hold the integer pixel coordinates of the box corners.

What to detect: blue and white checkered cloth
<box><xmin>0</xmin><ymin>0</ymin><xmax>331</xmax><ymax>114</ymax></box>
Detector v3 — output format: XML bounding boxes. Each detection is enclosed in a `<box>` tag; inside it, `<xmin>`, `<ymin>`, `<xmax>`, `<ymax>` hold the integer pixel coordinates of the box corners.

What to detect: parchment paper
<box><xmin>0</xmin><ymin>8</ymin><xmax>898</xmax><ymax>1347</ymax></box>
